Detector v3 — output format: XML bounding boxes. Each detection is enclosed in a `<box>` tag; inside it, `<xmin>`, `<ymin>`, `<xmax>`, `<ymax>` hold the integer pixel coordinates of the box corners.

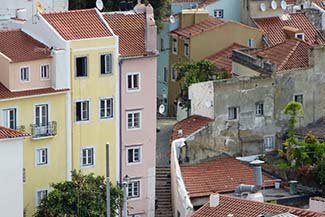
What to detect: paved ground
<box><xmin>156</xmin><ymin>118</ymin><xmax>177</xmax><ymax>166</ymax></box>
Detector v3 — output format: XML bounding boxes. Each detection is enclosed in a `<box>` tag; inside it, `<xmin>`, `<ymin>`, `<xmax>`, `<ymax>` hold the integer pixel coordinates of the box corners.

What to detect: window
<box><xmin>81</xmin><ymin>147</ymin><xmax>95</xmax><ymax>167</ymax></box>
<box><xmin>247</xmin><ymin>38</ymin><xmax>256</xmax><ymax>48</ymax></box>
<box><xmin>36</xmin><ymin>190</ymin><xmax>48</xmax><ymax>206</ymax></box>
<box><xmin>228</xmin><ymin>107</ymin><xmax>239</xmax><ymax>120</ymax></box>
<box><xmin>76</xmin><ymin>101</ymin><xmax>89</xmax><ymax>122</ymax></box>
<box><xmin>264</xmin><ymin>136</ymin><xmax>275</xmax><ymax>150</ymax></box>
<box><xmin>100</xmin><ymin>98</ymin><xmax>113</xmax><ymax>119</ymax></box>
<box><xmin>127</xmin><ymin>73</ymin><xmax>140</xmax><ymax>91</ymax></box>
<box><xmin>36</xmin><ymin>148</ymin><xmax>48</xmax><ymax>166</ymax></box>
<box><xmin>214</xmin><ymin>9</ymin><xmax>224</xmax><ymax>18</ymax></box>
<box><xmin>163</xmin><ymin>67</ymin><xmax>168</xmax><ymax>82</ymax></box>
<box><xmin>20</xmin><ymin>66</ymin><xmax>30</xmax><ymax>82</ymax></box>
<box><xmin>295</xmin><ymin>33</ymin><xmax>305</xmax><ymax>41</ymax></box>
<box><xmin>172</xmin><ymin>37</ymin><xmax>178</xmax><ymax>54</ymax></box>
<box><xmin>256</xmin><ymin>102</ymin><xmax>264</xmax><ymax>116</ymax></box>
<box><xmin>100</xmin><ymin>54</ymin><xmax>112</xmax><ymax>74</ymax></box>
<box><xmin>160</xmin><ymin>38</ymin><xmax>165</xmax><ymax>50</ymax></box>
<box><xmin>127</xmin><ymin>111</ymin><xmax>141</xmax><ymax>130</ymax></box>
<box><xmin>294</xmin><ymin>94</ymin><xmax>303</xmax><ymax>104</ymax></box>
<box><xmin>35</xmin><ymin>104</ymin><xmax>48</xmax><ymax>127</ymax></box>
<box><xmin>75</xmin><ymin>56</ymin><xmax>87</xmax><ymax>77</ymax></box>
<box><xmin>3</xmin><ymin>108</ymin><xmax>16</xmax><ymax>129</ymax></box>
<box><xmin>171</xmin><ymin>66</ymin><xmax>177</xmax><ymax>81</ymax></box>
<box><xmin>184</xmin><ymin>43</ymin><xmax>190</xmax><ymax>58</ymax></box>
<box><xmin>40</xmin><ymin>64</ymin><xmax>50</xmax><ymax>79</ymax></box>
<box><xmin>127</xmin><ymin>146</ymin><xmax>141</xmax><ymax>164</ymax></box>
<box><xmin>128</xmin><ymin>180</ymin><xmax>140</xmax><ymax>198</ymax></box>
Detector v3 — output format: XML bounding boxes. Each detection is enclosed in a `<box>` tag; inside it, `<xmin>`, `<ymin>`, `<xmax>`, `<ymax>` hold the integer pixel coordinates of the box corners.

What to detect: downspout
<box><xmin>119</xmin><ymin>60</ymin><xmax>123</xmax><ymax>185</ymax></box>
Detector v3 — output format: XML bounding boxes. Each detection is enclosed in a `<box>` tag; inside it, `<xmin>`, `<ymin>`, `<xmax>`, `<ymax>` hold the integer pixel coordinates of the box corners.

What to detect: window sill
<box><xmin>127</xmin><ymin>196</ymin><xmax>141</xmax><ymax>201</ymax></box>
<box><xmin>31</xmin><ymin>135</ymin><xmax>55</xmax><ymax>140</ymax></box>
<box><xmin>127</xmin><ymin>127</ymin><xmax>141</xmax><ymax>131</ymax></box>
<box><xmin>75</xmin><ymin>120</ymin><xmax>91</xmax><ymax>124</ymax></box>
<box><xmin>127</xmin><ymin>88</ymin><xmax>141</xmax><ymax>93</ymax></box>
<box><xmin>80</xmin><ymin>164</ymin><xmax>95</xmax><ymax>169</ymax></box>
<box><xmin>127</xmin><ymin>162</ymin><xmax>142</xmax><ymax>166</ymax></box>
<box><xmin>99</xmin><ymin>117</ymin><xmax>114</xmax><ymax>121</ymax></box>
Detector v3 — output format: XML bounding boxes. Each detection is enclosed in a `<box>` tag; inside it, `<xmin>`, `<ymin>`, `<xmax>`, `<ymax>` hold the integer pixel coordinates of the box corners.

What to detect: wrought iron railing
<box><xmin>30</xmin><ymin>121</ymin><xmax>57</xmax><ymax>138</ymax></box>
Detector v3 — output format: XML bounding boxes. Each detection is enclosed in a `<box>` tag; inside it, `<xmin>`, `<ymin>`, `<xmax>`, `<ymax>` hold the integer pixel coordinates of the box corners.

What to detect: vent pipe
<box><xmin>250</xmin><ymin>159</ymin><xmax>264</xmax><ymax>189</ymax></box>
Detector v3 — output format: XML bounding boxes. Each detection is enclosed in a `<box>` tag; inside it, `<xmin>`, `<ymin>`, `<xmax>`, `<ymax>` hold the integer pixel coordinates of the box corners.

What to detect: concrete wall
<box><xmin>121</xmin><ymin>56</ymin><xmax>157</xmax><ymax>216</ymax></box>
<box><xmin>0</xmin><ymin>138</ymin><xmax>24</xmax><ymax>217</ymax></box>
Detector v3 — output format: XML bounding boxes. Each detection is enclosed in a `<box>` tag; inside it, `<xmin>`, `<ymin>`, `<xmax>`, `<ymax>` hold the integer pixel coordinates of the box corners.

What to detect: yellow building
<box><xmin>0</xmin><ymin>29</ymin><xmax>68</xmax><ymax>216</ymax></box>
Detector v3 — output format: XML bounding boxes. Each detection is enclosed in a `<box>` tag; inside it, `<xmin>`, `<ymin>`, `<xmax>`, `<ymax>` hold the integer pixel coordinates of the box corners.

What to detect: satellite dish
<box><xmin>260</xmin><ymin>3</ymin><xmax>267</xmax><ymax>11</ymax></box>
<box><xmin>96</xmin><ymin>0</ymin><xmax>104</xmax><ymax>11</ymax></box>
<box><xmin>169</xmin><ymin>15</ymin><xmax>175</xmax><ymax>24</ymax></box>
<box><xmin>271</xmin><ymin>0</ymin><xmax>277</xmax><ymax>10</ymax></box>
<box><xmin>36</xmin><ymin>1</ymin><xmax>43</xmax><ymax>13</ymax></box>
<box><xmin>159</xmin><ymin>104</ymin><xmax>166</xmax><ymax>114</ymax></box>
<box><xmin>281</xmin><ymin>0</ymin><xmax>287</xmax><ymax>9</ymax></box>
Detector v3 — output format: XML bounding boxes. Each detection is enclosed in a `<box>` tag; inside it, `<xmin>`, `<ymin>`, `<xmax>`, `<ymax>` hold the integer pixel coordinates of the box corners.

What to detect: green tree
<box><xmin>34</xmin><ymin>170</ymin><xmax>123</xmax><ymax>217</ymax></box>
<box><xmin>313</xmin><ymin>160</ymin><xmax>325</xmax><ymax>196</ymax></box>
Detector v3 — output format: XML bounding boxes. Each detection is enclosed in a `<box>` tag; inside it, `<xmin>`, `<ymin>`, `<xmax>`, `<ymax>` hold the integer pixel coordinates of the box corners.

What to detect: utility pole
<box><xmin>106</xmin><ymin>143</ymin><xmax>110</xmax><ymax>217</ymax></box>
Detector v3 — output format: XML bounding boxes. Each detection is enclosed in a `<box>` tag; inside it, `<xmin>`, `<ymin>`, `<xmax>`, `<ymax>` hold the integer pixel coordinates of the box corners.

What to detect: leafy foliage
<box><xmin>34</xmin><ymin>170</ymin><xmax>123</xmax><ymax>217</ymax></box>
<box><xmin>313</xmin><ymin>160</ymin><xmax>325</xmax><ymax>196</ymax></box>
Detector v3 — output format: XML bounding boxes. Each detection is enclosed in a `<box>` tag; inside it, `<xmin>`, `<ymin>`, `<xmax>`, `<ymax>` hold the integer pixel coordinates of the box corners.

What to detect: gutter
<box><xmin>120</xmin><ymin>53</ymin><xmax>159</xmax><ymax>61</ymax></box>
<box><xmin>119</xmin><ymin>60</ymin><xmax>123</xmax><ymax>186</ymax></box>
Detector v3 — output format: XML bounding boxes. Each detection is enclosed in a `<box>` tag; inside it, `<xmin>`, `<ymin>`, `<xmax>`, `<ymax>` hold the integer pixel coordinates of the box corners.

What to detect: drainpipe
<box><xmin>119</xmin><ymin>60</ymin><xmax>123</xmax><ymax>186</ymax></box>
<box><xmin>66</xmin><ymin>91</ymin><xmax>72</xmax><ymax>180</ymax></box>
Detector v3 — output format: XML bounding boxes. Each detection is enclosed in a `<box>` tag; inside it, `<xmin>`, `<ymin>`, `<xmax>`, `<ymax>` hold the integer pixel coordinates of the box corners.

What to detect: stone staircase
<box><xmin>155</xmin><ymin>166</ymin><xmax>173</xmax><ymax>217</ymax></box>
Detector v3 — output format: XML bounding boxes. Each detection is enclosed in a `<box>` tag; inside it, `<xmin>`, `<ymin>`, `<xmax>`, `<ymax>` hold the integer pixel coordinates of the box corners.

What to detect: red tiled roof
<box><xmin>171</xmin><ymin>16</ymin><xmax>225</xmax><ymax>37</ymax></box>
<box><xmin>42</xmin><ymin>9</ymin><xmax>113</xmax><ymax>40</ymax></box>
<box><xmin>0</xmin><ymin>30</ymin><xmax>51</xmax><ymax>63</ymax></box>
<box><xmin>0</xmin><ymin>83</ymin><xmax>68</xmax><ymax>100</ymax></box>
<box><xmin>199</xmin><ymin>0</ymin><xmax>218</xmax><ymax>7</ymax></box>
<box><xmin>313</xmin><ymin>0</ymin><xmax>325</xmax><ymax>10</ymax></box>
<box><xmin>205</xmin><ymin>43</ymin><xmax>247</xmax><ymax>74</ymax></box>
<box><xmin>104</xmin><ymin>13</ymin><xmax>151</xmax><ymax>57</ymax></box>
<box><xmin>192</xmin><ymin>194</ymin><xmax>324</xmax><ymax>217</ymax></box>
<box><xmin>171</xmin><ymin>115</ymin><xmax>213</xmax><ymax>140</ymax></box>
<box><xmin>254</xmin><ymin>39</ymin><xmax>310</xmax><ymax>71</ymax></box>
<box><xmin>181</xmin><ymin>156</ymin><xmax>275</xmax><ymax>198</ymax></box>
<box><xmin>0</xmin><ymin>126</ymin><xmax>29</xmax><ymax>139</ymax></box>
<box><xmin>254</xmin><ymin>13</ymin><xmax>325</xmax><ymax>46</ymax></box>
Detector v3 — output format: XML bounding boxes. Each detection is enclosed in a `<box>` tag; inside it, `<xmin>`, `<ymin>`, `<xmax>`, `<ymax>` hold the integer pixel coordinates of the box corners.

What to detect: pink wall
<box><xmin>8</xmin><ymin>58</ymin><xmax>52</xmax><ymax>91</ymax></box>
<box><xmin>121</xmin><ymin>56</ymin><xmax>157</xmax><ymax>215</ymax></box>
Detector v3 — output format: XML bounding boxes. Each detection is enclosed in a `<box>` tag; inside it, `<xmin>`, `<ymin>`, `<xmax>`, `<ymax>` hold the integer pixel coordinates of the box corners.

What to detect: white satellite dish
<box><xmin>271</xmin><ymin>0</ymin><xmax>277</xmax><ymax>10</ymax></box>
<box><xmin>96</xmin><ymin>0</ymin><xmax>104</xmax><ymax>11</ymax></box>
<box><xmin>260</xmin><ymin>3</ymin><xmax>267</xmax><ymax>11</ymax></box>
<box><xmin>159</xmin><ymin>104</ymin><xmax>166</xmax><ymax>114</ymax></box>
<box><xmin>169</xmin><ymin>15</ymin><xmax>175</xmax><ymax>24</ymax></box>
<box><xmin>281</xmin><ymin>0</ymin><xmax>287</xmax><ymax>9</ymax></box>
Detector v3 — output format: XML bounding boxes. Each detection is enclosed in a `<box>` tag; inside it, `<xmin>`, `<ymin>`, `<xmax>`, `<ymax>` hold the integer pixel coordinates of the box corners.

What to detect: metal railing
<box><xmin>30</xmin><ymin>121</ymin><xmax>57</xmax><ymax>138</ymax></box>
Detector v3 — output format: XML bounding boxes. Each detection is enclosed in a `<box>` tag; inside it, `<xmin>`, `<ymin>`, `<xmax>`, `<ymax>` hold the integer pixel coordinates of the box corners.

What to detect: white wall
<box><xmin>0</xmin><ymin>138</ymin><xmax>24</xmax><ymax>217</ymax></box>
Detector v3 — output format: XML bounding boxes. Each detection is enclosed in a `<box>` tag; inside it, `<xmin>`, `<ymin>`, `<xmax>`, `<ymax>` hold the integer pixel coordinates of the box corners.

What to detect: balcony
<box><xmin>30</xmin><ymin>121</ymin><xmax>57</xmax><ymax>139</ymax></box>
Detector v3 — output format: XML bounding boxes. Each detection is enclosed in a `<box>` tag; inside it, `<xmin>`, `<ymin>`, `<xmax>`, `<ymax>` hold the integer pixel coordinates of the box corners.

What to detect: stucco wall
<box><xmin>205</xmin><ymin>0</ymin><xmax>241</xmax><ymax>21</ymax></box>
<box><xmin>0</xmin><ymin>54</ymin><xmax>10</xmax><ymax>88</ymax></box>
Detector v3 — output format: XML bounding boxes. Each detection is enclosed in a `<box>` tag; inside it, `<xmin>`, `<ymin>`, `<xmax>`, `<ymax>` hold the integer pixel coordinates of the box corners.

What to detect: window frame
<box><xmin>127</xmin><ymin>72</ymin><xmax>141</xmax><ymax>92</ymax></box>
<box><xmin>80</xmin><ymin>146</ymin><xmax>96</xmax><ymax>168</ymax></box>
<box><xmin>75</xmin><ymin>56</ymin><xmax>88</xmax><ymax>77</ymax></box>
<box><xmin>213</xmin><ymin>9</ymin><xmax>224</xmax><ymax>18</ymax></box>
<box><xmin>40</xmin><ymin>64</ymin><xmax>50</xmax><ymax>80</ymax></box>
<box><xmin>255</xmin><ymin>102</ymin><xmax>264</xmax><ymax>116</ymax></box>
<box><xmin>99</xmin><ymin>97</ymin><xmax>114</xmax><ymax>120</ymax></box>
<box><xmin>34</xmin><ymin>104</ymin><xmax>49</xmax><ymax>127</ymax></box>
<box><xmin>127</xmin><ymin>179</ymin><xmax>141</xmax><ymax>199</ymax></box>
<box><xmin>35</xmin><ymin>189</ymin><xmax>48</xmax><ymax>207</ymax></box>
<box><xmin>171</xmin><ymin>66</ymin><xmax>177</xmax><ymax>81</ymax></box>
<box><xmin>126</xmin><ymin>110</ymin><xmax>142</xmax><ymax>130</ymax></box>
<box><xmin>264</xmin><ymin>135</ymin><xmax>275</xmax><ymax>151</ymax></box>
<box><xmin>35</xmin><ymin>147</ymin><xmax>49</xmax><ymax>166</ymax></box>
<box><xmin>126</xmin><ymin>145</ymin><xmax>142</xmax><ymax>165</ymax></box>
<box><xmin>2</xmin><ymin>107</ymin><xmax>17</xmax><ymax>129</ymax></box>
<box><xmin>228</xmin><ymin>107</ymin><xmax>239</xmax><ymax>120</ymax></box>
<box><xmin>75</xmin><ymin>100</ymin><xmax>90</xmax><ymax>122</ymax></box>
<box><xmin>172</xmin><ymin>37</ymin><xmax>178</xmax><ymax>55</ymax></box>
<box><xmin>294</xmin><ymin>94</ymin><xmax>303</xmax><ymax>105</ymax></box>
<box><xmin>100</xmin><ymin>53</ymin><xmax>112</xmax><ymax>75</ymax></box>
<box><xmin>247</xmin><ymin>38</ymin><xmax>256</xmax><ymax>48</ymax></box>
<box><xmin>20</xmin><ymin>66</ymin><xmax>30</xmax><ymax>82</ymax></box>
<box><xmin>184</xmin><ymin>42</ymin><xmax>190</xmax><ymax>58</ymax></box>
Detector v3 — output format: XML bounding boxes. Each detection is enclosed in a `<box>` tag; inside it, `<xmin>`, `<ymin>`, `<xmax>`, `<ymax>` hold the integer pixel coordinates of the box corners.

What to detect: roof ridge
<box><xmin>42</xmin><ymin>8</ymin><xmax>95</xmax><ymax>15</ymax></box>
<box><xmin>0</xmin><ymin>29</ymin><xmax>22</xmax><ymax>33</ymax></box>
<box><xmin>278</xmin><ymin>40</ymin><xmax>301</xmax><ymax>70</ymax></box>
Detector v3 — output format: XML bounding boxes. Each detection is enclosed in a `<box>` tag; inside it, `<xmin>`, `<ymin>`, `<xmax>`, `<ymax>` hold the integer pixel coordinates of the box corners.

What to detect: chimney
<box><xmin>250</xmin><ymin>160</ymin><xmax>264</xmax><ymax>189</ymax></box>
<box><xmin>209</xmin><ymin>193</ymin><xmax>220</xmax><ymax>208</ymax></box>
<box><xmin>145</xmin><ymin>4</ymin><xmax>157</xmax><ymax>52</ymax></box>
<box><xmin>282</xmin><ymin>26</ymin><xmax>304</xmax><ymax>40</ymax></box>
<box><xmin>134</xmin><ymin>0</ymin><xmax>145</xmax><ymax>13</ymax></box>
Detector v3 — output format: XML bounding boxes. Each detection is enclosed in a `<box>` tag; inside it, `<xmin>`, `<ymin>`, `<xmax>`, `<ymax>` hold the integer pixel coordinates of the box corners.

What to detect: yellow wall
<box><xmin>70</xmin><ymin>37</ymin><xmax>117</xmax><ymax>182</ymax></box>
<box><xmin>0</xmin><ymin>92</ymin><xmax>67</xmax><ymax>217</ymax></box>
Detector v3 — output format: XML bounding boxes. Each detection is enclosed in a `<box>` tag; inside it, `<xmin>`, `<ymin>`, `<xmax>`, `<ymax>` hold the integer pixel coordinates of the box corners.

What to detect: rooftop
<box><xmin>296</xmin><ymin>117</ymin><xmax>325</xmax><ymax>141</ymax></box>
<box><xmin>42</xmin><ymin>9</ymin><xmax>113</xmax><ymax>40</ymax></box>
<box><xmin>103</xmin><ymin>13</ymin><xmax>152</xmax><ymax>57</ymax></box>
<box><xmin>0</xmin><ymin>83</ymin><xmax>68</xmax><ymax>100</ymax></box>
<box><xmin>0</xmin><ymin>30</ymin><xmax>51</xmax><ymax>63</ymax></box>
<box><xmin>254</xmin><ymin>13</ymin><xmax>325</xmax><ymax>46</ymax></box>
<box><xmin>313</xmin><ymin>0</ymin><xmax>325</xmax><ymax>10</ymax></box>
<box><xmin>171</xmin><ymin>115</ymin><xmax>213</xmax><ymax>140</ymax></box>
<box><xmin>192</xmin><ymin>194</ymin><xmax>324</xmax><ymax>217</ymax></box>
<box><xmin>180</xmin><ymin>155</ymin><xmax>275</xmax><ymax>198</ymax></box>
<box><xmin>205</xmin><ymin>43</ymin><xmax>247</xmax><ymax>74</ymax></box>
<box><xmin>0</xmin><ymin>126</ymin><xmax>29</xmax><ymax>139</ymax></box>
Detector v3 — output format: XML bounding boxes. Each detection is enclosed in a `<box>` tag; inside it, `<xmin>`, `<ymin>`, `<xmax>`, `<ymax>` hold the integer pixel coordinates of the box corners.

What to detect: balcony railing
<box><xmin>30</xmin><ymin>121</ymin><xmax>57</xmax><ymax>138</ymax></box>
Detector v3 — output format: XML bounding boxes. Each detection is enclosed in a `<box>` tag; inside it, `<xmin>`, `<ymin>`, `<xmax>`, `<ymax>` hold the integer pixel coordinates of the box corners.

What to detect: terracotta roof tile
<box><xmin>254</xmin><ymin>39</ymin><xmax>310</xmax><ymax>71</ymax></box>
<box><xmin>254</xmin><ymin>13</ymin><xmax>325</xmax><ymax>46</ymax></box>
<box><xmin>42</xmin><ymin>9</ymin><xmax>112</xmax><ymax>40</ymax></box>
<box><xmin>0</xmin><ymin>83</ymin><xmax>68</xmax><ymax>100</ymax></box>
<box><xmin>0</xmin><ymin>126</ymin><xmax>29</xmax><ymax>139</ymax></box>
<box><xmin>103</xmin><ymin>13</ymin><xmax>151</xmax><ymax>57</ymax></box>
<box><xmin>199</xmin><ymin>0</ymin><xmax>218</xmax><ymax>7</ymax></box>
<box><xmin>171</xmin><ymin>115</ymin><xmax>213</xmax><ymax>140</ymax></box>
<box><xmin>0</xmin><ymin>30</ymin><xmax>51</xmax><ymax>63</ymax></box>
<box><xmin>192</xmin><ymin>194</ymin><xmax>324</xmax><ymax>217</ymax></box>
<box><xmin>181</xmin><ymin>156</ymin><xmax>275</xmax><ymax>198</ymax></box>
<box><xmin>171</xmin><ymin>16</ymin><xmax>225</xmax><ymax>37</ymax></box>
<box><xmin>313</xmin><ymin>0</ymin><xmax>325</xmax><ymax>9</ymax></box>
<box><xmin>205</xmin><ymin>43</ymin><xmax>247</xmax><ymax>74</ymax></box>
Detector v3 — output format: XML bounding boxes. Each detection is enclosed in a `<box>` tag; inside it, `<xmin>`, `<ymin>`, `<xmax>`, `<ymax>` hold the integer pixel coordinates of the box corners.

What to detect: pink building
<box><xmin>104</xmin><ymin>4</ymin><xmax>158</xmax><ymax>217</ymax></box>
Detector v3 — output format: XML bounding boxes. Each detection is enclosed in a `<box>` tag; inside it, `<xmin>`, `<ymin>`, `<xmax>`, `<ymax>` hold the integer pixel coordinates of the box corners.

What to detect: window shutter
<box><xmin>101</xmin><ymin>55</ymin><xmax>105</xmax><ymax>74</ymax></box>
